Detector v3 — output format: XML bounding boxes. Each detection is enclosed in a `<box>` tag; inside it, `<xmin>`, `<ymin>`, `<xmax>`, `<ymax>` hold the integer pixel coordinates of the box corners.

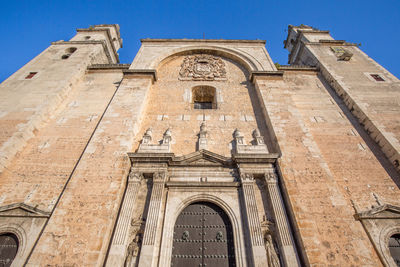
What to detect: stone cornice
<box><xmin>123</xmin><ymin>69</ymin><xmax>157</xmax><ymax>82</ymax></box>
<box><xmin>87</xmin><ymin>64</ymin><xmax>130</xmax><ymax>71</ymax></box>
<box><xmin>51</xmin><ymin>40</ymin><xmax>114</xmax><ymax>64</ymax></box>
<box><xmin>232</xmin><ymin>153</ymin><xmax>280</xmax><ymax>164</ymax></box>
<box><xmin>277</xmin><ymin>65</ymin><xmax>318</xmax><ymax>72</ymax></box>
<box><xmin>141</xmin><ymin>38</ymin><xmax>266</xmax><ymax>44</ymax></box>
<box><xmin>250</xmin><ymin>71</ymin><xmax>284</xmax><ymax>83</ymax></box>
<box><xmin>166</xmin><ymin>181</ymin><xmax>240</xmax><ymax>188</ymax></box>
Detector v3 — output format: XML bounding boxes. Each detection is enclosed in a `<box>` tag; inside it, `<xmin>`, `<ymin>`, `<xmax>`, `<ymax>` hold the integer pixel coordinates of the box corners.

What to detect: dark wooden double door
<box><xmin>171</xmin><ymin>202</ymin><xmax>235</xmax><ymax>267</ymax></box>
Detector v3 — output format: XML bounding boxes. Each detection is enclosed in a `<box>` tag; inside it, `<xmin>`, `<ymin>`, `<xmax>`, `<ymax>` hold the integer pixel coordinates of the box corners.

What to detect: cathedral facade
<box><xmin>0</xmin><ymin>24</ymin><xmax>399</xmax><ymax>266</ymax></box>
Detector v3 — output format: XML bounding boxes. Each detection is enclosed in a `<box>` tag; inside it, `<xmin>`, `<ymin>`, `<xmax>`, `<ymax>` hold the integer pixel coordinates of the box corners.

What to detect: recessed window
<box><xmin>25</xmin><ymin>72</ymin><xmax>37</xmax><ymax>79</ymax></box>
<box><xmin>370</xmin><ymin>74</ymin><xmax>385</xmax><ymax>82</ymax></box>
<box><xmin>84</xmin><ymin>36</ymin><xmax>91</xmax><ymax>40</ymax></box>
<box><xmin>192</xmin><ymin>85</ymin><xmax>216</xmax><ymax>109</ymax></box>
<box><xmin>389</xmin><ymin>234</ymin><xmax>400</xmax><ymax>266</ymax></box>
<box><xmin>61</xmin><ymin>47</ymin><xmax>77</xmax><ymax>60</ymax></box>
<box><xmin>0</xmin><ymin>233</ymin><xmax>19</xmax><ymax>266</ymax></box>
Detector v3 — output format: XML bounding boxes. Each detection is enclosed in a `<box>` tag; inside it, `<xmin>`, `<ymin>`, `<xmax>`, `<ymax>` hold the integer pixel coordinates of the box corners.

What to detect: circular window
<box><xmin>0</xmin><ymin>233</ymin><xmax>19</xmax><ymax>267</ymax></box>
<box><xmin>389</xmin><ymin>234</ymin><xmax>400</xmax><ymax>266</ymax></box>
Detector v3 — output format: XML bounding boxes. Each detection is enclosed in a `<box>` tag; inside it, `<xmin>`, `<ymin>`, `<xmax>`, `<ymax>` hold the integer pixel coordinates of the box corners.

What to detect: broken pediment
<box><xmin>0</xmin><ymin>203</ymin><xmax>50</xmax><ymax>218</ymax></box>
<box><xmin>171</xmin><ymin>150</ymin><xmax>232</xmax><ymax>167</ymax></box>
<box><xmin>355</xmin><ymin>204</ymin><xmax>400</xmax><ymax>220</ymax></box>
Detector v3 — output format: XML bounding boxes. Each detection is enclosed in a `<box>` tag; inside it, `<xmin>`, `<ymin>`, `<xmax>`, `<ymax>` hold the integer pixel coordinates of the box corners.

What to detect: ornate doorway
<box><xmin>171</xmin><ymin>202</ymin><xmax>235</xmax><ymax>267</ymax></box>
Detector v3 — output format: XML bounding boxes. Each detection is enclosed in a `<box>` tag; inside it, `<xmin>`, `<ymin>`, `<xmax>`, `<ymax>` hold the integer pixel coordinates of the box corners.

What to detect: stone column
<box><xmin>264</xmin><ymin>170</ymin><xmax>299</xmax><ymax>267</ymax></box>
<box><xmin>240</xmin><ymin>173</ymin><xmax>268</xmax><ymax>266</ymax></box>
<box><xmin>105</xmin><ymin>169</ymin><xmax>143</xmax><ymax>267</ymax></box>
<box><xmin>138</xmin><ymin>171</ymin><xmax>167</xmax><ymax>267</ymax></box>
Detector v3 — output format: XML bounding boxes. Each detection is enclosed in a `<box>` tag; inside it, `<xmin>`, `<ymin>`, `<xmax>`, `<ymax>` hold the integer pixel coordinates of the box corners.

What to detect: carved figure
<box><xmin>179</xmin><ymin>54</ymin><xmax>226</xmax><ymax>80</ymax></box>
<box><xmin>264</xmin><ymin>232</ymin><xmax>281</xmax><ymax>267</ymax></box>
<box><xmin>125</xmin><ymin>234</ymin><xmax>141</xmax><ymax>267</ymax></box>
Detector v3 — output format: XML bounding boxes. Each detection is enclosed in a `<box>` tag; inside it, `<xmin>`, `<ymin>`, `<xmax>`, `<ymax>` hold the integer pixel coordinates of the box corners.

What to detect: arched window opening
<box><xmin>389</xmin><ymin>234</ymin><xmax>400</xmax><ymax>266</ymax></box>
<box><xmin>192</xmin><ymin>86</ymin><xmax>216</xmax><ymax>109</ymax></box>
<box><xmin>171</xmin><ymin>202</ymin><xmax>235</xmax><ymax>266</ymax></box>
<box><xmin>0</xmin><ymin>233</ymin><xmax>19</xmax><ymax>267</ymax></box>
<box><xmin>61</xmin><ymin>47</ymin><xmax>77</xmax><ymax>60</ymax></box>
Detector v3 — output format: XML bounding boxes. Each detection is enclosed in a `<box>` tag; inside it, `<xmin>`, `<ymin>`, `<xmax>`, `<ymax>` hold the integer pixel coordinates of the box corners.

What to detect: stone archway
<box><xmin>171</xmin><ymin>201</ymin><xmax>236</xmax><ymax>267</ymax></box>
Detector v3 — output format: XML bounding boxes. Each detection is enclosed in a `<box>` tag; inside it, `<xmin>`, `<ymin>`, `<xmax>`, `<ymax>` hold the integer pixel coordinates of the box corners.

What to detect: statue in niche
<box><xmin>125</xmin><ymin>217</ymin><xmax>144</xmax><ymax>267</ymax></box>
<box><xmin>261</xmin><ymin>216</ymin><xmax>281</xmax><ymax>267</ymax></box>
<box><xmin>125</xmin><ymin>230</ymin><xmax>141</xmax><ymax>267</ymax></box>
<box><xmin>264</xmin><ymin>232</ymin><xmax>281</xmax><ymax>267</ymax></box>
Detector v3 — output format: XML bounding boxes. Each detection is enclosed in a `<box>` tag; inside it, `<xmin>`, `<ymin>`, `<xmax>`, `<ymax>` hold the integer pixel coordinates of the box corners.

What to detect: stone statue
<box><xmin>124</xmin><ymin>233</ymin><xmax>141</xmax><ymax>267</ymax></box>
<box><xmin>264</xmin><ymin>232</ymin><xmax>281</xmax><ymax>267</ymax></box>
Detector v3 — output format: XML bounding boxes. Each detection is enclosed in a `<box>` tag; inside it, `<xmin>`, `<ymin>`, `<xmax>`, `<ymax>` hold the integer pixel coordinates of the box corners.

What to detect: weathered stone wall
<box><xmin>0</xmin><ymin>71</ymin><xmax>122</xmax><ymax>210</ymax></box>
<box><xmin>26</xmin><ymin>74</ymin><xmax>153</xmax><ymax>266</ymax></box>
<box><xmin>0</xmin><ymin>37</ymin><xmax>110</xmax><ymax>174</ymax></box>
<box><xmin>133</xmin><ymin>54</ymin><xmax>273</xmax><ymax>157</ymax></box>
<box><xmin>256</xmin><ymin>70</ymin><xmax>400</xmax><ymax>266</ymax></box>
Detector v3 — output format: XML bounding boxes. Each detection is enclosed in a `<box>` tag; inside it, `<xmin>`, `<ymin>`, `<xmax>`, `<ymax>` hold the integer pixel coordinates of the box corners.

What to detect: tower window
<box><xmin>370</xmin><ymin>74</ymin><xmax>385</xmax><ymax>82</ymax></box>
<box><xmin>25</xmin><ymin>72</ymin><xmax>37</xmax><ymax>79</ymax></box>
<box><xmin>61</xmin><ymin>47</ymin><xmax>77</xmax><ymax>60</ymax></box>
<box><xmin>192</xmin><ymin>85</ymin><xmax>216</xmax><ymax>109</ymax></box>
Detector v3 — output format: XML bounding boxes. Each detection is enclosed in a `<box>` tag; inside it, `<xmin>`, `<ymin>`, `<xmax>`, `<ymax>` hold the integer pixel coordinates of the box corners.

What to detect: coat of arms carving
<box><xmin>179</xmin><ymin>54</ymin><xmax>226</xmax><ymax>81</ymax></box>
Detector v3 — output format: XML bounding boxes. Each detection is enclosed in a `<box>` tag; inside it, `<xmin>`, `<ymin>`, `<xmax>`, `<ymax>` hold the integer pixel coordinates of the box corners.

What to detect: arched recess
<box><xmin>0</xmin><ymin>224</ymin><xmax>26</xmax><ymax>266</ymax></box>
<box><xmin>151</xmin><ymin>45</ymin><xmax>263</xmax><ymax>74</ymax></box>
<box><xmin>379</xmin><ymin>224</ymin><xmax>400</xmax><ymax>266</ymax></box>
<box><xmin>159</xmin><ymin>194</ymin><xmax>246</xmax><ymax>267</ymax></box>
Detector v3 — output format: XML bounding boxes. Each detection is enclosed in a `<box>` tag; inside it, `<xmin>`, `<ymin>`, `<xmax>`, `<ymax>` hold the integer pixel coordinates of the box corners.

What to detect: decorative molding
<box><xmin>355</xmin><ymin>204</ymin><xmax>400</xmax><ymax>220</ymax></box>
<box><xmin>0</xmin><ymin>203</ymin><xmax>50</xmax><ymax>218</ymax></box>
<box><xmin>179</xmin><ymin>54</ymin><xmax>226</xmax><ymax>81</ymax></box>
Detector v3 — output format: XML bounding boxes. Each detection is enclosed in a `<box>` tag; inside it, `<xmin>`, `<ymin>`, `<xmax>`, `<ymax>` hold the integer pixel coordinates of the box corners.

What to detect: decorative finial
<box><xmin>163</xmin><ymin>128</ymin><xmax>172</xmax><ymax>144</ymax></box>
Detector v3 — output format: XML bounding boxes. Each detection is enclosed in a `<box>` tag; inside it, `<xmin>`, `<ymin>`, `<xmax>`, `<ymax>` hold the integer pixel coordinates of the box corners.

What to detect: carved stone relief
<box><xmin>179</xmin><ymin>54</ymin><xmax>226</xmax><ymax>81</ymax></box>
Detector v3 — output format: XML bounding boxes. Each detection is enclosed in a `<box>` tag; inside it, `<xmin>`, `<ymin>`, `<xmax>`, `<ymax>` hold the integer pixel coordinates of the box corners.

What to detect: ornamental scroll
<box><xmin>179</xmin><ymin>54</ymin><xmax>226</xmax><ymax>81</ymax></box>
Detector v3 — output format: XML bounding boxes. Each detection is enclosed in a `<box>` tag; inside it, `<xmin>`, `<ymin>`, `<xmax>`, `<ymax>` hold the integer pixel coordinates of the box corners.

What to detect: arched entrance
<box><xmin>171</xmin><ymin>201</ymin><xmax>236</xmax><ymax>267</ymax></box>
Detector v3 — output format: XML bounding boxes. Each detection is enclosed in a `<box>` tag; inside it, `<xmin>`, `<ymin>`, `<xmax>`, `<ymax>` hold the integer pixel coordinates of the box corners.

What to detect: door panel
<box><xmin>171</xmin><ymin>202</ymin><xmax>235</xmax><ymax>267</ymax></box>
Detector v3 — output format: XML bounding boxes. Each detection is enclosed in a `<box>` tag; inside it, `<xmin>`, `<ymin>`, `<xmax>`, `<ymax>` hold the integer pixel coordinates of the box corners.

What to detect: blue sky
<box><xmin>1</xmin><ymin>0</ymin><xmax>399</xmax><ymax>82</ymax></box>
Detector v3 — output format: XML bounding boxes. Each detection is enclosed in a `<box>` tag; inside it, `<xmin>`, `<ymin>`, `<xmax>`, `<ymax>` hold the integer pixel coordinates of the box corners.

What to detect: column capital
<box><xmin>128</xmin><ymin>169</ymin><xmax>144</xmax><ymax>183</ymax></box>
<box><xmin>264</xmin><ymin>171</ymin><xmax>278</xmax><ymax>184</ymax></box>
<box><xmin>240</xmin><ymin>172</ymin><xmax>254</xmax><ymax>183</ymax></box>
<box><xmin>153</xmin><ymin>171</ymin><xmax>167</xmax><ymax>183</ymax></box>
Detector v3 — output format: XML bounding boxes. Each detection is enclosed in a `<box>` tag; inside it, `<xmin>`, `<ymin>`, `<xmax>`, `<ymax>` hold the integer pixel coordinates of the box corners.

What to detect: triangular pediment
<box><xmin>0</xmin><ymin>203</ymin><xmax>50</xmax><ymax>218</ymax></box>
<box><xmin>171</xmin><ymin>150</ymin><xmax>232</xmax><ymax>167</ymax></box>
<box><xmin>356</xmin><ymin>204</ymin><xmax>400</xmax><ymax>220</ymax></box>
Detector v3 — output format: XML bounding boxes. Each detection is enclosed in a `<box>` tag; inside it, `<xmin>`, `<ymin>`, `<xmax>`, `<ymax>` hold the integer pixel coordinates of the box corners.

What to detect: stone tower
<box><xmin>0</xmin><ymin>24</ymin><xmax>399</xmax><ymax>267</ymax></box>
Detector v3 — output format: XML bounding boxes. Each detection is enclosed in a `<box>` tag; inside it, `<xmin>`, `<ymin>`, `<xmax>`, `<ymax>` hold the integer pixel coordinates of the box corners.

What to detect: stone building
<box><xmin>0</xmin><ymin>24</ymin><xmax>399</xmax><ymax>267</ymax></box>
